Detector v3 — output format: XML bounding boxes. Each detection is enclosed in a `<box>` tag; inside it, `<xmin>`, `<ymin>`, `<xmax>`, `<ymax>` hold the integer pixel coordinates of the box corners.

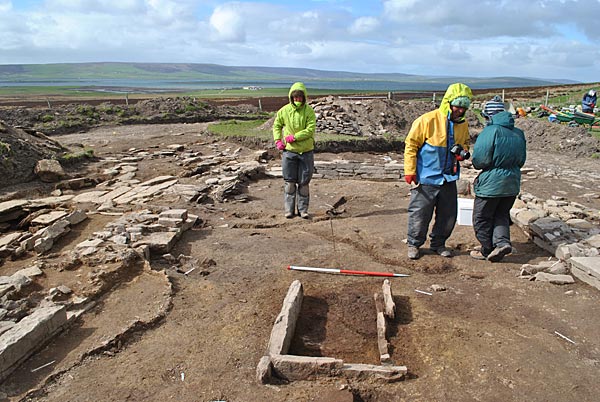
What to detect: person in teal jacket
<box><xmin>470</xmin><ymin>110</ymin><xmax>526</xmax><ymax>262</ymax></box>
<box><xmin>273</xmin><ymin>82</ymin><xmax>316</xmax><ymax>218</ymax></box>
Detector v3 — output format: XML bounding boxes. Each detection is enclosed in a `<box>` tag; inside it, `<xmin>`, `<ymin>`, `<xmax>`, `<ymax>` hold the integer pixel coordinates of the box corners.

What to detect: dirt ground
<box><xmin>0</xmin><ymin>117</ymin><xmax>599</xmax><ymax>402</ymax></box>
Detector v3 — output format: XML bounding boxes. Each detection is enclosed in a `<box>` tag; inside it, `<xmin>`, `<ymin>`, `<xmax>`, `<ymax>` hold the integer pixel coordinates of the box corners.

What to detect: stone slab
<box><xmin>569</xmin><ymin>257</ymin><xmax>600</xmax><ymax>291</ymax></box>
<box><xmin>255</xmin><ymin>355</ymin><xmax>272</xmax><ymax>384</ymax></box>
<box><xmin>97</xmin><ymin>186</ymin><xmax>132</xmax><ymax>203</ymax></box>
<box><xmin>267</xmin><ymin>280</ymin><xmax>303</xmax><ymax>356</ymax></box>
<box><xmin>341</xmin><ymin>363</ymin><xmax>407</xmax><ymax>382</ymax></box>
<box><xmin>0</xmin><ymin>305</ymin><xmax>67</xmax><ymax>381</ymax></box>
<box><xmin>73</xmin><ymin>191</ymin><xmax>109</xmax><ymax>204</ymax></box>
<box><xmin>142</xmin><ymin>231</ymin><xmax>179</xmax><ymax>254</ymax></box>
<box><xmin>31</xmin><ymin>210</ymin><xmax>68</xmax><ymax>225</ymax></box>
<box><xmin>0</xmin><ymin>200</ymin><xmax>29</xmax><ymax>215</ymax></box>
<box><xmin>0</xmin><ymin>232</ymin><xmax>25</xmax><ymax>248</ymax></box>
<box><xmin>382</xmin><ymin>279</ymin><xmax>395</xmax><ymax>319</ymax></box>
<box><xmin>270</xmin><ymin>354</ymin><xmax>343</xmax><ymax>381</ymax></box>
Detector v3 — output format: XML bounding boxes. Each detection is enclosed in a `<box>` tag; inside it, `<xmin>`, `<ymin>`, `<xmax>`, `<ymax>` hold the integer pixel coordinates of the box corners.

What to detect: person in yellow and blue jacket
<box><xmin>273</xmin><ymin>82</ymin><xmax>316</xmax><ymax>219</ymax></box>
<box><xmin>403</xmin><ymin>83</ymin><xmax>472</xmax><ymax>260</ymax></box>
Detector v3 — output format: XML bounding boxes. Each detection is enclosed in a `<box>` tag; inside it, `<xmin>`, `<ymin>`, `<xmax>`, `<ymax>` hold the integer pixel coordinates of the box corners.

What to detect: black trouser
<box><xmin>407</xmin><ymin>181</ymin><xmax>457</xmax><ymax>249</ymax></box>
<box><xmin>472</xmin><ymin>196</ymin><xmax>516</xmax><ymax>256</ymax></box>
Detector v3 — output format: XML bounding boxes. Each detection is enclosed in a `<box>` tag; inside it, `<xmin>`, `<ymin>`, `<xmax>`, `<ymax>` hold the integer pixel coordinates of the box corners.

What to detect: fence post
<box><xmin>125</xmin><ymin>93</ymin><xmax>129</xmax><ymax>106</ymax></box>
<box><xmin>545</xmin><ymin>89</ymin><xmax>549</xmax><ymax>106</ymax></box>
<box><xmin>258</xmin><ymin>98</ymin><xmax>262</xmax><ymax>112</ymax></box>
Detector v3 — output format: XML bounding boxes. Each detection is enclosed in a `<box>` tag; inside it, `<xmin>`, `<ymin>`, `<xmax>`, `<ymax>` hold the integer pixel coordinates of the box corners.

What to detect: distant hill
<box><xmin>0</xmin><ymin>62</ymin><xmax>579</xmax><ymax>91</ymax></box>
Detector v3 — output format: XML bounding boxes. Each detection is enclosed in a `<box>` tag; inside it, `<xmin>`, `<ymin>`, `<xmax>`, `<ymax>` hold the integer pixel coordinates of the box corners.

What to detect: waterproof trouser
<box><xmin>407</xmin><ymin>181</ymin><xmax>457</xmax><ymax>249</ymax></box>
<box><xmin>282</xmin><ymin>150</ymin><xmax>314</xmax><ymax>215</ymax></box>
<box><xmin>472</xmin><ymin>196</ymin><xmax>516</xmax><ymax>256</ymax></box>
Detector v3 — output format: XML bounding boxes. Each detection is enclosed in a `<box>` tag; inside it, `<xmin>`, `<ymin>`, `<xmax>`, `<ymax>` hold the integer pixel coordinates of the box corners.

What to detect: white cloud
<box><xmin>0</xmin><ymin>0</ymin><xmax>598</xmax><ymax>82</ymax></box>
<box><xmin>0</xmin><ymin>1</ymin><xmax>12</xmax><ymax>12</ymax></box>
<box><xmin>209</xmin><ymin>3</ymin><xmax>245</xmax><ymax>42</ymax></box>
<box><xmin>349</xmin><ymin>17</ymin><xmax>379</xmax><ymax>35</ymax></box>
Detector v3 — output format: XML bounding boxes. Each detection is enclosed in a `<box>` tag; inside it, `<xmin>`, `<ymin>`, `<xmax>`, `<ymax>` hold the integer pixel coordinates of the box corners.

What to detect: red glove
<box><xmin>275</xmin><ymin>140</ymin><xmax>285</xmax><ymax>150</ymax></box>
<box><xmin>455</xmin><ymin>155</ymin><xmax>464</xmax><ymax>161</ymax></box>
<box><xmin>285</xmin><ymin>135</ymin><xmax>295</xmax><ymax>143</ymax></box>
<box><xmin>404</xmin><ymin>175</ymin><xmax>417</xmax><ymax>185</ymax></box>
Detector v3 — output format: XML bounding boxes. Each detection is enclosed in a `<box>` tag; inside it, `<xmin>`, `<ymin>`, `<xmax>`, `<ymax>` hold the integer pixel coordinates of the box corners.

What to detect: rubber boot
<box><xmin>284</xmin><ymin>181</ymin><xmax>297</xmax><ymax>218</ymax></box>
<box><xmin>297</xmin><ymin>183</ymin><xmax>310</xmax><ymax>218</ymax></box>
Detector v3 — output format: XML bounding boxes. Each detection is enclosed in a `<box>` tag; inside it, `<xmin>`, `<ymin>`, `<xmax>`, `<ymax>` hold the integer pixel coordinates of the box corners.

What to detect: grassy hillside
<box><xmin>0</xmin><ymin>62</ymin><xmax>578</xmax><ymax>89</ymax></box>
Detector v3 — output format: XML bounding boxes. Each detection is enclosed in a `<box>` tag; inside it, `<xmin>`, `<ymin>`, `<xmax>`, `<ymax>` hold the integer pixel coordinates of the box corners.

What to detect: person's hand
<box><xmin>455</xmin><ymin>155</ymin><xmax>464</xmax><ymax>161</ymax></box>
<box><xmin>285</xmin><ymin>135</ymin><xmax>295</xmax><ymax>143</ymax></box>
<box><xmin>404</xmin><ymin>175</ymin><xmax>417</xmax><ymax>185</ymax></box>
<box><xmin>275</xmin><ymin>140</ymin><xmax>285</xmax><ymax>150</ymax></box>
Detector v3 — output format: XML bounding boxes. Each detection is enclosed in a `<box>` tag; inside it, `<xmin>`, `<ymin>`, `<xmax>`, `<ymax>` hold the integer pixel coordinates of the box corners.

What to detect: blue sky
<box><xmin>1</xmin><ymin>0</ymin><xmax>599</xmax><ymax>82</ymax></box>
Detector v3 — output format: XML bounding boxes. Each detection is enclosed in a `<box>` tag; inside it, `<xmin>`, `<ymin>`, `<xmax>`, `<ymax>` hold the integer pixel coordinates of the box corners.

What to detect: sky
<box><xmin>0</xmin><ymin>0</ymin><xmax>599</xmax><ymax>82</ymax></box>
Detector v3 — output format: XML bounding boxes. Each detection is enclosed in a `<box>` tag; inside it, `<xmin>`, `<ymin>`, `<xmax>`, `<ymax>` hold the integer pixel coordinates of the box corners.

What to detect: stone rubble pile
<box><xmin>68</xmin><ymin>144</ymin><xmax>268</xmax><ymax>210</ymax></box>
<box><xmin>0</xmin><ymin>132</ymin><xmax>271</xmax><ymax>382</ymax></box>
<box><xmin>0</xmin><ymin>197</ymin><xmax>87</xmax><ymax>261</ymax></box>
<box><xmin>70</xmin><ymin>207</ymin><xmax>198</xmax><ymax>263</ymax></box>
<box><xmin>510</xmin><ymin>192</ymin><xmax>600</xmax><ymax>289</ymax></box>
<box><xmin>267</xmin><ymin>157</ymin><xmax>403</xmax><ymax>181</ymax></box>
<box><xmin>0</xmin><ymin>205</ymin><xmax>197</xmax><ymax>382</ymax></box>
<box><xmin>312</xmin><ymin>96</ymin><xmax>415</xmax><ymax>137</ymax></box>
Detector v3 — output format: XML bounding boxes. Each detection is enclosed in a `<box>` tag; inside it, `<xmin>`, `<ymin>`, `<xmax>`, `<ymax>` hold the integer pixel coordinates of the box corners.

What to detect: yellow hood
<box><xmin>440</xmin><ymin>83</ymin><xmax>473</xmax><ymax>121</ymax></box>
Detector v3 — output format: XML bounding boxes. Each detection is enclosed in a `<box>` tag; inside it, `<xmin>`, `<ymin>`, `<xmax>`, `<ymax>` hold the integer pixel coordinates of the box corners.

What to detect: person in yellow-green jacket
<box><xmin>273</xmin><ymin>82</ymin><xmax>316</xmax><ymax>219</ymax></box>
<box><xmin>403</xmin><ymin>83</ymin><xmax>472</xmax><ymax>260</ymax></box>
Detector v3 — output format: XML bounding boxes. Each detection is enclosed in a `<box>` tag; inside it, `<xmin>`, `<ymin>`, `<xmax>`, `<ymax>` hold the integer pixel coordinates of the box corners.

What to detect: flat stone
<box><xmin>267</xmin><ymin>280</ymin><xmax>303</xmax><ymax>356</ymax></box>
<box><xmin>0</xmin><ymin>232</ymin><xmax>25</xmax><ymax>248</ymax></box>
<box><xmin>31</xmin><ymin>210</ymin><xmax>68</xmax><ymax>225</ymax></box>
<box><xmin>157</xmin><ymin>218</ymin><xmax>183</xmax><ymax>228</ymax></box>
<box><xmin>566</xmin><ymin>219</ymin><xmax>593</xmax><ymax>230</ymax></box>
<box><xmin>43</xmin><ymin>219</ymin><xmax>71</xmax><ymax>240</ymax></box>
<box><xmin>65</xmin><ymin>210</ymin><xmax>88</xmax><ymax>226</ymax></box>
<box><xmin>28</xmin><ymin>195</ymin><xmax>74</xmax><ymax>208</ymax></box>
<box><xmin>159</xmin><ymin>209</ymin><xmax>188</xmax><ymax>220</ymax></box>
<box><xmin>341</xmin><ymin>363</ymin><xmax>407</xmax><ymax>382</ymax></box>
<box><xmin>555</xmin><ymin>243</ymin><xmax>586</xmax><ymax>260</ymax></box>
<box><xmin>584</xmin><ymin>234</ymin><xmax>600</xmax><ymax>248</ymax></box>
<box><xmin>0</xmin><ymin>200</ymin><xmax>29</xmax><ymax>215</ymax></box>
<box><xmin>15</xmin><ymin>266</ymin><xmax>43</xmax><ymax>279</ymax></box>
<box><xmin>97</xmin><ymin>186</ymin><xmax>132</xmax><ymax>203</ymax></box>
<box><xmin>75</xmin><ymin>238</ymin><xmax>104</xmax><ymax>249</ymax></box>
<box><xmin>382</xmin><ymin>279</ymin><xmax>395</xmax><ymax>319</ymax></box>
<box><xmin>533</xmin><ymin>272</ymin><xmax>575</xmax><ymax>285</ymax></box>
<box><xmin>530</xmin><ymin>217</ymin><xmax>571</xmax><ymax>239</ymax></box>
<box><xmin>33</xmin><ymin>237</ymin><xmax>54</xmax><ymax>254</ymax></box>
<box><xmin>0</xmin><ymin>321</ymin><xmax>15</xmax><ymax>336</ymax></box>
<box><xmin>139</xmin><ymin>231</ymin><xmax>179</xmax><ymax>254</ymax></box>
<box><xmin>73</xmin><ymin>191</ymin><xmax>109</xmax><ymax>204</ymax></box>
<box><xmin>514</xmin><ymin>209</ymin><xmax>545</xmax><ymax>226</ymax></box>
<box><xmin>255</xmin><ymin>356</ymin><xmax>272</xmax><ymax>384</ymax></box>
<box><xmin>569</xmin><ymin>257</ymin><xmax>600</xmax><ymax>281</ymax></box>
<box><xmin>270</xmin><ymin>354</ymin><xmax>343</xmax><ymax>381</ymax></box>
<box><xmin>0</xmin><ymin>305</ymin><xmax>67</xmax><ymax>381</ymax></box>
<box><xmin>134</xmin><ymin>179</ymin><xmax>178</xmax><ymax>199</ymax></box>
<box><xmin>139</xmin><ymin>175</ymin><xmax>177</xmax><ymax>187</ymax></box>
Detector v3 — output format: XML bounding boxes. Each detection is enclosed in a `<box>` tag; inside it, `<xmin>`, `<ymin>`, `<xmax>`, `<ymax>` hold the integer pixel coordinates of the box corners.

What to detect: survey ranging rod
<box><xmin>288</xmin><ymin>265</ymin><xmax>410</xmax><ymax>278</ymax></box>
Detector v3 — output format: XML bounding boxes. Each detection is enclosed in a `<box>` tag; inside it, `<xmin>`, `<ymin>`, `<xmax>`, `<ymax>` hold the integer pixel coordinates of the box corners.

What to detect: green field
<box><xmin>0</xmin><ymin>85</ymin><xmax>379</xmax><ymax>99</ymax></box>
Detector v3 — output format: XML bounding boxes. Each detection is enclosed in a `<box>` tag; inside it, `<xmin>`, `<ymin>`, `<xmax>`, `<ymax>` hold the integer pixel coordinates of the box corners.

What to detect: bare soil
<box><xmin>0</xmin><ymin>94</ymin><xmax>599</xmax><ymax>401</ymax></box>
